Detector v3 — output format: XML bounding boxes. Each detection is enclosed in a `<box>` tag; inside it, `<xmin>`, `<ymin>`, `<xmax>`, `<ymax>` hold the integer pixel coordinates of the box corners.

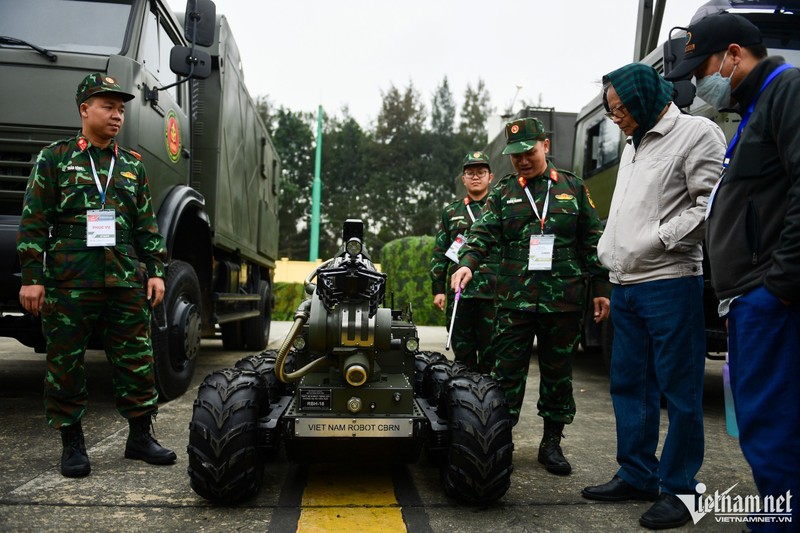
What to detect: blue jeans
<box><xmin>610</xmin><ymin>276</ymin><xmax>705</xmax><ymax>494</ymax></box>
<box><xmin>728</xmin><ymin>285</ymin><xmax>800</xmax><ymax>532</ymax></box>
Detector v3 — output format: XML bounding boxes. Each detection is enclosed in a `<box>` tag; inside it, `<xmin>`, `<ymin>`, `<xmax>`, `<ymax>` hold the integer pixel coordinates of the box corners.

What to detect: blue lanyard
<box><xmin>724</xmin><ymin>63</ymin><xmax>793</xmax><ymax>167</ymax></box>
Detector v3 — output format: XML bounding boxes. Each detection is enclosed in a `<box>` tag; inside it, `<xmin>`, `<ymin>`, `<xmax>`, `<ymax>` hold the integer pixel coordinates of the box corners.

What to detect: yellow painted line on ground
<box><xmin>297</xmin><ymin>464</ymin><xmax>406</xmax><ymax>533</ymax></box>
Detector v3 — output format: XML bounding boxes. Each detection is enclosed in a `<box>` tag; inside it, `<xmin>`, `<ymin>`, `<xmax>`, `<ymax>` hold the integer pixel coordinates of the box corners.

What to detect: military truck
<box><xmin>571</xmin><ymin>0</ymin><xmax>800</xmax><ymax>364</ymax></box>
<box><xmin>0</xmin><ymin>0</ymin><xmax>280</xmax><ymax>399</ymax></box>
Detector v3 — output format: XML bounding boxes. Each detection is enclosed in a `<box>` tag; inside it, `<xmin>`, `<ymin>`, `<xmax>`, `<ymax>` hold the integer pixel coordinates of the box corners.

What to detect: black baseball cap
<box><xmin>665</xmin><ymin>13</ymin><xmax>762</xmax><ymax>81</ymax></box>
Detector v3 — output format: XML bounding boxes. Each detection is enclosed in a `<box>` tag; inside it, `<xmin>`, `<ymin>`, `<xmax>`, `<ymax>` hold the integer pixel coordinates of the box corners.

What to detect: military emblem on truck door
<box><xmin>165</xmin><ymin>110</ymin><xmax>181</xmax><ymax>163</ymax></box>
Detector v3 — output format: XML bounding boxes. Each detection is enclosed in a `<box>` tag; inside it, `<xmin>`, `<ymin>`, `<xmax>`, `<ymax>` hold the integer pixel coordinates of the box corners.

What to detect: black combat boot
<box><xmin>124</xmin><ymin>415</ymin><xmax>177</xmax><ymax>465</ymax></box>
<box><xmin>60</xmin><ymin>422</ymin><xmax>91</xmax><ymax>478</ymax></box>
<box><xmin>538</xmin><ymin>419</ymin><xmax>571</xmax><ymax>475</ymax></box>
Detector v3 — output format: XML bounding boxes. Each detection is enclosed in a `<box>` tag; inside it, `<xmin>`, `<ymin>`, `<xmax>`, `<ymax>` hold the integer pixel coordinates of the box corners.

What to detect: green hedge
<box><xmin>272</xmin><ymin>281</ymin><xmax>305</xmax><ymax>321</ymax></box>
<box><xmin>271</xmin><ymin>236</ymin><xmax>444</xmax><ymax>326</ymax></box>
<box><xmin>381</xmin><ymin>235</ymin><xmax>446</xmax><ymax>327</ymax></box>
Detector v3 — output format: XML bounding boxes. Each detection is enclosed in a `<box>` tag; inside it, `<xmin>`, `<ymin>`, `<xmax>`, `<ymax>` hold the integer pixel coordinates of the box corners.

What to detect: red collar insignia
<box><xmin>550</xmin><ymin>168</ymin><xmax>559</xmax><ymax>182</ymax></box>
<box><xmin>77</xmin><ymin>137</ymin><xmax>88</xmax><ymax>151</ymax></box>
<box><xmin>517</xmin><ymin>176</ymin><xmax>527</xmax><ymax>188</ymax></box>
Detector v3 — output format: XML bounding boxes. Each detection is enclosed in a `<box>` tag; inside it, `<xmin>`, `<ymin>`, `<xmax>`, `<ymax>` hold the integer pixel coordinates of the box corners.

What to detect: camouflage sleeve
<box><xmin>577</xmin><ymin>183</ymin><xmax>611</xmax><ymax>299</ymax></box>
<box><xmin>16</xmin><ymin>148</ymin><xmax>57</xmax><ymax>285</ymax></box>
<box><xmin>459</xmin><ymin>188</ymin><xmax>501</xmax><ymax>272</ymax></box>
<box><xmin>133</xmin><ymin>164</ymin><xmax>166</xmax><ymax>279</ymax></box>
<box><xmin>430</xmin><ymin>208</ymin><xmax>450</xmax><ymax>295</ymax></box>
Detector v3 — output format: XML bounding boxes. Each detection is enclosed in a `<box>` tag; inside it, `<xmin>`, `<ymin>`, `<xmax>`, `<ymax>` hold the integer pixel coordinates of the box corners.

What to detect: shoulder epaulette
<box><xmin>119</xmin><ymin>146</ymin><xmax>143</xmax><ymax>160</ymax></box>
<box><xmin>556</xmin><ymin>168</ymin><xmax>583</xmax><ymax>182</ymax></box>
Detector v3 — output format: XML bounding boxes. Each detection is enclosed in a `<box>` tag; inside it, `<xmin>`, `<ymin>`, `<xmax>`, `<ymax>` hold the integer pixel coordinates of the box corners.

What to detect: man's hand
<box><xmin>19</xmin><ymin>285</ymin><xmax>45</xmax><ymax>317</ymax></box>
<box><xmin>147</xmin><ymin>277</ymin><xmax>166</xmax><ymax>308</ymax></box>
<box><xmin>592</xmin><ymin>296</ymin><xmax>611</xmax><ymax>323</ymax></box>
<box><xmin>450</xmin><ymin>266</ymin><xmax>473</xmax><ymax>293</ymax></box>
<box><xmin>433</xmin><ymin>293</ymin><xmax>446</xmax><ymax>311</ymax></box>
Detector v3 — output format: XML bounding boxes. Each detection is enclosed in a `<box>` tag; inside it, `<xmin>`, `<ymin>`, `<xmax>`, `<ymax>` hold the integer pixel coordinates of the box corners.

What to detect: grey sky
<box><xmin>169</xmin><ymin>0</ymin><xmax>706</xmax><ymax>126</ymax></box>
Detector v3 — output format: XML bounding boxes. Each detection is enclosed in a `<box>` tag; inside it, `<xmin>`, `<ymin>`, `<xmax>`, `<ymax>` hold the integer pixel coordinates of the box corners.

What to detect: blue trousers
<box><xmin>610</xmin><ymin>277</ymin><xmax>706</xmax><ymax>495</ymax></box>
<box><xmin>728</xmin><ymin>285</ymin><xmax>800</xmax><ymax>532</ymax></box>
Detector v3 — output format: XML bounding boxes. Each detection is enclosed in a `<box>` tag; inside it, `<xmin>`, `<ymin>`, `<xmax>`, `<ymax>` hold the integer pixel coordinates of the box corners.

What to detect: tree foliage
<box><xmin>261</xmin><ymin>79</ymin><xmax>494</xmax><ymax>261</ymax></box>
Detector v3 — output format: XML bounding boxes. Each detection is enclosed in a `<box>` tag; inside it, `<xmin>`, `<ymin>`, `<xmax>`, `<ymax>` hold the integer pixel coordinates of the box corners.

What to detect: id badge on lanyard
<box><xmin>445</xmin><ymin>233</ymin><xmax>465</xmax><ymax>263</ymax></box>
<box><xmin>86</xmin><ymin>151</ymin><xmax>116</xmax><ymax>247</ymax></box>
<box><xmin>87</xmin><ymin>209</ymin><xmax>116</xmax><ymax>246</ymax></box>
<box><xmin>523</xmin><ymin>178</ymin><xmax>553</xmax><ymax>270</ymax></box>
<box><xmin>528</xmin><ymin>234</ymin><xmax>555</xmax><ymax>270</ymax></box>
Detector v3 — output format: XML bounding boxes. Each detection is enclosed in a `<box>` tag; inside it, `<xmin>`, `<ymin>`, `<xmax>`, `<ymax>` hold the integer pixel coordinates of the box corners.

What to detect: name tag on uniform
<box><xmin>528</xmin><ymin>234</ymin><xmax>554</xmax><ymax>270</ymax></box>
<box><xmin>86</xmin><ymin>209</ymin><xmax>116</xmax><ymax>247</ymax></box>
<box><xmin>445</xmin><ymin>233</ymin><xmax>466</xmax><ymax>263</ymax></box>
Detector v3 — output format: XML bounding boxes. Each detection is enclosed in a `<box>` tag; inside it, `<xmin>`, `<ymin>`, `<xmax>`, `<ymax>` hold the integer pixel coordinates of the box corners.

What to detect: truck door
<box><xmin>136</xmin><ymin>2</ymin><xmax>191</xmax><ymax>207</ymax></box>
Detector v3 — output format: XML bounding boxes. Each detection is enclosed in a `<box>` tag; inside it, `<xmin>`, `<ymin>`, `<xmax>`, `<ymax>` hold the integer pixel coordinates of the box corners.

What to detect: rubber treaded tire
<box><xmin>242</xmin><ymin>280</ymin><xmax>271</xmax><ymax>351</ymax></box>
<box><xmin>441</xmin><ymin>373</ymin><xmax>514</xmax><ymax>505</ymax></box>
<box><xmin>151</xmin><ymin>260</ymin><xmax>202</xmax><ymax>401</ymax></box>
<box><xmin>414</xmin><ymin>351</ymin><xmax>447</xmax><ymax>395</ymax></box>
<box><xmin>422</xmin><ymin>360</ymin><xmax>469</xmax><ymax>413</ymax></box>
<box><xmin>187</xmin><ymin>368</ymin><xmax>266</xmax><ymax>503</ymax></box>
<box><xmin>235</xmin><ymin>350</ymin><xmax>282</xmax><ymax>407</ymax></box>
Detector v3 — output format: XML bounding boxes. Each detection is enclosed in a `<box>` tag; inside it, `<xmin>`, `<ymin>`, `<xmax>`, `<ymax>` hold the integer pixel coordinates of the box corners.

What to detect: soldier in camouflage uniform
<box><xmin>451</xmin><ymin>117</ymin><xmax>611</xmax><ymax>476</ymax></box>
<box><xmin>17</xmin><ymin>73</ymin><xmax>176</xmax><ymax>478</ymax></box>
<box><xmin>430</xmin><ymin>151</ymin><xmax>498</xmax><ymax>373</ymax></box>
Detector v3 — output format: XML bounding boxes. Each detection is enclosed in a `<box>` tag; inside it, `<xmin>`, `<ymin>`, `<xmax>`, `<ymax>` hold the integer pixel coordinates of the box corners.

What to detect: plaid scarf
<box><xmin>604</xmin><ymin>63</ymin><xmax>674</xmax><ymax>148</ymax></box>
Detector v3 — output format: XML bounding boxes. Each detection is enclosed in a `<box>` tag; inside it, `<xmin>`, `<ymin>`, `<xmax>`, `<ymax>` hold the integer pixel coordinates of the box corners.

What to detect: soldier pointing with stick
<box><xmin>450</xmin><ymin>117</ymin><xmax>610</xmax><ymax>476</ymax></box>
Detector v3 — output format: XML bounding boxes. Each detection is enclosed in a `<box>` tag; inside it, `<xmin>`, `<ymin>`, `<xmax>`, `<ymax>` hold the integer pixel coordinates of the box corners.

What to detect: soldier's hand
<box><xmin>19</xmin><ymin>284</ymin><xmax>45</xmax><ymax>317</ymax></box>
<box><xmin>147</xmin><ymin>277</ymin><xmax>166</xmax><ymax>308</ymax></box>
<box><xmin>592</xmin><ymin>296</ymin><xmax>610</xmax><ymax>323</ymax></box>
<box><xmin>450</xmin><ymin>266</ymin><xmax>472</xmax><ymax>292</ymax></box>
<box><xmin>433</xmin><ymin>293</ymin><xmax>445</xmax><ymax>311</ymax></box>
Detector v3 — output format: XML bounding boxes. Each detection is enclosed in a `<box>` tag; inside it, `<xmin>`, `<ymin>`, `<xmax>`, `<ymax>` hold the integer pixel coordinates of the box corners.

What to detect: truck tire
<box><xmin>151</xmin><ymin>260</ymin><xmax>202</xmax><ymax>400</ymax></box>
<box><xmin>187</xmin><ymin>368</ymin><xmax>265</xmax><ymax>503</ymax></box>
<box><xmin>221</xmin><ymin>322</ymin><xmax>244</xmax><ymax>350</ymax></box>
<box><xmin>441</xmin><ymin>373</ymin><xmax>514</xmax><ymax>505</ymax></box>
<box><xmin>242</xmin><ymin>279</ymin><xmax>271</xmax><ymax>351</ymax></box>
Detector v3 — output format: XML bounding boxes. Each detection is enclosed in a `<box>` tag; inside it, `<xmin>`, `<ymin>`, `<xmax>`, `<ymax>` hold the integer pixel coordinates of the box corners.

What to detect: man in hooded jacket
<box><xmin>581</xmin><ymin>63</ymin><xmax>726</xmax><ymax>530</ymax></box>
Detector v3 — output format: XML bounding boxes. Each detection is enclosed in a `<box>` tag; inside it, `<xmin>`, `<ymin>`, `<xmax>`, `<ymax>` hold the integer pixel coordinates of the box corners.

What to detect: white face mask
<box><xmin>696</xmin><ymin>51</ymin><xmax>737</xmax><ymax>111</ymax></box>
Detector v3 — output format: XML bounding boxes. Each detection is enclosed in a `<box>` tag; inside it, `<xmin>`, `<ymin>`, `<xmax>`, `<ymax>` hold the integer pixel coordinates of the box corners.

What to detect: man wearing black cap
<box><xmin>450</xmin><ymin>118</ymin><xmax>610</xmax><ymax>476</ymax></box>
<box><xmin>430</xmin><ymin>151</ymin><xmax>498</xmax><ymax>373</ymax></box>
<box><xmin>17</xmin><ymin>73</ymin><xmax>176</xmax><ymax>478</ymax></box>
<box><xmin>666</xmin><ymin>13</ymin><xmax>800</xmax><ymax>531</ymax></box>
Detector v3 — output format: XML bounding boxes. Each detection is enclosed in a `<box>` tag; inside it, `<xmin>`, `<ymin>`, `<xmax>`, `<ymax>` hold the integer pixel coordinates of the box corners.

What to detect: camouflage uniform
<box><xmin>430</xmin><ymin>194</ymin><xmax>499</xmax><ymax>373</ymax></box>
<box><xmin>17</xmin><ymin>131</ymin><xmax>166</xmax><ymax>428</ymax></box>
<box><xmin>458</xmin><ymin>135</ymin><xmax>609</xmax><ymax>425</ymax></box>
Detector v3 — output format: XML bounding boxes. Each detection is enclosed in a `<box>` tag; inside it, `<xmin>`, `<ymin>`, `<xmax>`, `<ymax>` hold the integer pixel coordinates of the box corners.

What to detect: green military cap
<box><xmin>75</xmin><ymin>73</ymin><xmax>135</xmax><ymax>107</ymax></box>
<box><xmin>462</xmin><ymin>151</ymin><xmax>491</xmax><ymax>171</ymax></box>
<box><xmin>501</xmin><ymin>117</ymin><xmax>548</xmax><ymax>155</ymax></box>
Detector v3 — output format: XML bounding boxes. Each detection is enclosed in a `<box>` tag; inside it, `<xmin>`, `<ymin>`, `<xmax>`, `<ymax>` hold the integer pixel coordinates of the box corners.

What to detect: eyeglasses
<box><xmin>464</xmin><ymin>168</ymin><xmax>489</xmax><ymax>178</ymax></box>
<box><xmin>604</xmin><ymin>103</ymin><xmax>627</xmax><ymax>119</ymax></box>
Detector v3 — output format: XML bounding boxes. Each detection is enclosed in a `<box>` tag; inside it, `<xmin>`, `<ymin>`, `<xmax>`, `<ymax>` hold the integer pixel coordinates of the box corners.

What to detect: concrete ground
<box><xmin>0</xmin><ymin>321</ymin><xmax>757</xmax><ymax>532</ymax></box>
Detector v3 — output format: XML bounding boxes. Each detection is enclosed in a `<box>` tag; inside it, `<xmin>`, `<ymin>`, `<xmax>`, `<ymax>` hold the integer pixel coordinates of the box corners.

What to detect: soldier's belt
<box><xmin>502</xmin><ymin>247</ymin><xmax>576</xmax><ymax>261</ymax></box>
<box><xmin>52</xmin><ymin>224</ymin><xmax>132</xmax><ymax>244</ymax></box>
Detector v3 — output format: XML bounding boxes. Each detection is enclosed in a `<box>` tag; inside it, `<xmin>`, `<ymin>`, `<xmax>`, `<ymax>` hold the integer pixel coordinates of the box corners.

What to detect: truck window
<box><xmin>0</xmin><ymin>0</ymin><xmax>132</xmax><ymax>55</ymax></box>
<box><xmin>141</xmin><ymin>8</ymin><xmax>182</xmax><ymax>104</ymax></box>
<box><xmin>582</xmin><ymin>115</ymin><xmax>620</xmax><ymax>179</ymax></box>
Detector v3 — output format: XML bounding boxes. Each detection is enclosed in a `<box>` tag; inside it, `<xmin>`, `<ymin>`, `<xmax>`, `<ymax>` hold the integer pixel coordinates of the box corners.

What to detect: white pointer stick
<box><xmin>445</xmin><ymin>287</ymin><xmax>461</xmax><ymax>351</ymax></box>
